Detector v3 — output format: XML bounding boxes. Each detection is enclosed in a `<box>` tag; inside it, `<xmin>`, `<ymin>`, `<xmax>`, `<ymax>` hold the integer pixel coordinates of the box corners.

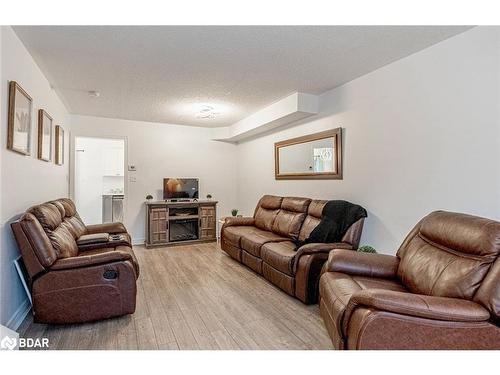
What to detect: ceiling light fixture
<box><xmin>195</xmin><ymin>104</ymin><xmax>221</xmax><ymax>119</ymax></box>
<box><xmin>173</xmin><ymin>101</ymin><xmax>236</xmax><ymax>121</ymax></box>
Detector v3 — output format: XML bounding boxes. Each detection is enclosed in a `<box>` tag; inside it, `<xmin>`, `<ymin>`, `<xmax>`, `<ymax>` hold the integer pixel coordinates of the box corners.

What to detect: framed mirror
<box><xmin>274</xmin><ymin>128</ymin><xmax>342</xmax><ymax>180</ymax></box>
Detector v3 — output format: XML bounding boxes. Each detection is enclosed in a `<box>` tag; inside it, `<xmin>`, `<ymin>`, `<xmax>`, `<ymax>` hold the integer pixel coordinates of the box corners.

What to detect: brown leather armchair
<box><xmin>221</xmin><ymin>195</ymin><xmax>365</xmax><ymax>304</ymax></box>
<box><xmin>319</xmin><ymin>211</ymin><xmax>500</xmax><ymax>349</ymax></box>
<box><xmin>11</xmin><ymin>198</ymin><xmax>139</xmax><ymax>324</ymax></box>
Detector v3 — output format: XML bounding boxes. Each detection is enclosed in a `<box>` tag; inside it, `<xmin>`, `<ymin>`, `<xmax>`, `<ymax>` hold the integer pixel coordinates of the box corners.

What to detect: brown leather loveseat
<box><xmin>319</xmin><ymin>211</ymin><xmax>500</xmax><ymax>349</ymax></box>
<box><xmin>11</xmin><ymin>198</ymin><xmax>139</xmax><ymax>324</ymax></box>
<box><xmin>221</xmin><ymin>195</ymin><xmax>365</xmax><ymax>303</ymax></box>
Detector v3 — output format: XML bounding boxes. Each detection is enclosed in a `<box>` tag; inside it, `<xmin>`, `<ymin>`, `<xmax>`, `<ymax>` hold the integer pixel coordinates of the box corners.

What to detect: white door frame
<box><xmin>70</xmin><ymin>134</ymin><xmax>129</xmax><ymax>227</ymax></box>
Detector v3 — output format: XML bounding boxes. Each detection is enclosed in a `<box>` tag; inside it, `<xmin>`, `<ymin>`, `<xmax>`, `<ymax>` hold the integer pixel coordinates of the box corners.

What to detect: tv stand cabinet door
<box><xmin>199</xmin><ymin>204</ymin><xmax>216</xmax><ymax>240</ymax></box>
<box><xmin>149</xmin><ymin>206</ymin><xmax>168</xmax><ymax>244</ymax></box>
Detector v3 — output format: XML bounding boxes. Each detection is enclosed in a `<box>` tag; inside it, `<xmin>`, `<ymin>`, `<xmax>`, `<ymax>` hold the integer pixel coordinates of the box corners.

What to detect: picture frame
<box><xmin>7</xmin><ymin>81</ymin><xmax>32</xmax><ymax>155</ymax></box>
<box><xmin>37</xmin><ymin>109</ymin><xmax>53</xmax><ymax>162</ymax></box>
<box><xmin>55</xmin><ymin>125</ymin><xmax>64</xmax><ymax>165</ymax></box>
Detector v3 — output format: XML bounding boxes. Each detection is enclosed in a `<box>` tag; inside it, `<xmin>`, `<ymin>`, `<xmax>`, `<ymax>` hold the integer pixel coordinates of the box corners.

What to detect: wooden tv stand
<box><xmin>145</xmin><ymin>200</ymin><xmax>217</xmax><ymax>248</ymax></box>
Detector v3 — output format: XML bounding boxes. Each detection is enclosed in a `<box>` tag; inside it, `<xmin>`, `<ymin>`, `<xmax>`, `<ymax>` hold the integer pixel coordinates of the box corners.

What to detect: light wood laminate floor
<box><xmin>19</xmin><ymin>243</ymin><xmax>333</xmax><ymax>350</ymax></box>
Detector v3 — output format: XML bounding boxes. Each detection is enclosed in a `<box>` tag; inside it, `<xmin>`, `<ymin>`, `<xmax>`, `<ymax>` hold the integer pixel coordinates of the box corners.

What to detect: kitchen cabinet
<box><xmin>103</xmin><ymin>147</ymin><xmax>124</xmax><ymax>176</ymax></box>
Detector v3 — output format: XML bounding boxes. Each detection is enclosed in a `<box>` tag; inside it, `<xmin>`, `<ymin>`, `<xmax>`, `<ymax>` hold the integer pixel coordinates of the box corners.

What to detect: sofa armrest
<box><xmin>50</xmin><ymin>250</ymin><xmax>132</xmax><ymax>270</ymax></box>
<box><xmin>325</xmin><ymin>249</ymin><xmax>399</xmax><ymax>279</ymax></box>
<box><xmin>292</xmin><ymin>242</ymin><xmax>352</xmax><ymax>273</ymax></box>
<box><xmin>86</xmin><ymin>222</ymin><xmax>127</xmax><ymax>235</ymax></box>
<box><xmin>223</xmin><ymin>217</ymin><xmax>255</xmax><ymax>228</ymax></box>
<box><xmin>345</xmin><ymin>289</ymin><xmax>490</xmax><ymax>325</ymax></box>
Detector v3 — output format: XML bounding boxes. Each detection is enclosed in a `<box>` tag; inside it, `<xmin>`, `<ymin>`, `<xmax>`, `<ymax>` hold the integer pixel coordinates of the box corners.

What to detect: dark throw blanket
<box><xmin>300</xmin><ymin>200</ymin><xmax>367</xmax><ymax>246</ymax></box>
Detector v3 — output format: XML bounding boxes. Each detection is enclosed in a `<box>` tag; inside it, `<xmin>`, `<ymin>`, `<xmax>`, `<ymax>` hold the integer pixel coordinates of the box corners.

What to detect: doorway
<box><xmin>74</xmin><ymin>136</ymin><xmax>126</xmax><ymax>225</ymax></box>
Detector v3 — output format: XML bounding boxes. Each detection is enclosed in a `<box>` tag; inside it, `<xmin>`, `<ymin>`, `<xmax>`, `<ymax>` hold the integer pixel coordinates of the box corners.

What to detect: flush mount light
<box><xmin>195</xmin><ymin>105</ymin><xmax>221</xmax><ymax>119</ymax></box>
<box><xmin>174</xmin><ymin>101</ymin><xmax>237</xmax><ymax>121</ymax></box>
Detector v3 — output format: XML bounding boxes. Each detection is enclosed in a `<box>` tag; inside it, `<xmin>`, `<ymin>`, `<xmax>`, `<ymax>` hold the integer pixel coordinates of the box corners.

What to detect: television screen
<box><xmin>163</xmin><ymin>178</ymin><xmax>199</xmax><ymax>200</ymax></box>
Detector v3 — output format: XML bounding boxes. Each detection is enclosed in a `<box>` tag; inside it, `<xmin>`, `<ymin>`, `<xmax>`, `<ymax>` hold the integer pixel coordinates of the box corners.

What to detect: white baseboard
<box><xmin>7</xmin><ymin>299</ymin><xmax>31</xmax><ymax>331</ymax></box>
<box><xmin>132</xmin><ymin>237</ymin><xmax>145</xmax><ymax>246</ymax></box>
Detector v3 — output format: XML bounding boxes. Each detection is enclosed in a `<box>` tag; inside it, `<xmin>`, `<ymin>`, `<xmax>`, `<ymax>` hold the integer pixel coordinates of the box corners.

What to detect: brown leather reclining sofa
<box><xmin>11</xmin><ymin>198</ymin><xmax>139</xmax><ymax>324</ymax></box>
<box><xmin>221</xmin><ymin>195</ymin><xmax>364</xmax><ymax>303</ymax></box>
<box><xmin>319</xmin><ymin>211</ymin><xmax>500</xmax><ymax>349</ymax></box>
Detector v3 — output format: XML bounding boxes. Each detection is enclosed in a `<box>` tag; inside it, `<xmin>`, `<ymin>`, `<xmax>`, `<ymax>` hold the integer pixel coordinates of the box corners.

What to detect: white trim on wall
<box><xmin>6</xmin><ymin>299</ymin><xmax>31</xmax><ymax>331</ymax></box>
<box><xmin>132</xmin><ymin>237</ymin><xmax>146</xmax><ymax>246</ymax></box>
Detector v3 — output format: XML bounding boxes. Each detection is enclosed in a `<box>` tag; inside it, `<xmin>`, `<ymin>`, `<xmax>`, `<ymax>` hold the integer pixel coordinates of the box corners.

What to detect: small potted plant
<box><xmin>206</xmin><ymin>194</ymin><xmax>212</xmax><ymax>200</ymax></box>
<box><xmin>231</xmin><ymin>209</ymin><xmax>238</xmax><ymax>217</ymax></box>
<box><xmin>357</xmin><ymin>245</ymin><xmax>377</xmax><ymax>253</ymax></box>
<box><xmin>145</xmin><ymin>194</ymin><xmax>154</xmax><ymax>202</ymax></box>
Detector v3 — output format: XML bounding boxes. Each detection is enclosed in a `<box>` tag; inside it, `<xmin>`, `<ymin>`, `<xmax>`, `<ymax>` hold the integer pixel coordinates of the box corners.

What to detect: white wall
<box><xmin>237</xmin><ymin>26</ymin><xmax>500</xmax><ymax>254</ymax></box>
<box><xmin>70</xmin><ymin>115</ymin><xmax>238</xmax><ymax>243</ymax></box>
<box><xmin>1</xmin><ymin>26</ymin><xmax>71</xmax><ymax>328</ymax></box>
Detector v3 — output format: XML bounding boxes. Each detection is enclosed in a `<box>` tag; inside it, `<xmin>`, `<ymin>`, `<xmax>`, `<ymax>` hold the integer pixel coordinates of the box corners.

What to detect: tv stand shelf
<box><xmin>168</xmin><ymin>215</ymin><xmax>199</xmax><ymax>221</ymax></box>
<box><xmin>145</xmin><ymin>200</ymin><xmax>217</xmax><ymax>248</ymax></box>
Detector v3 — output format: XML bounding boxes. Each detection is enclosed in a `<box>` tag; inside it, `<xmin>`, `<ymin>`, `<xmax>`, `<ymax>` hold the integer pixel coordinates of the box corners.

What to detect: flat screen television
<box><xmin>163</xmin><ymin>178</ymin><xmax>199</xmax><ymax>200</ymax></box>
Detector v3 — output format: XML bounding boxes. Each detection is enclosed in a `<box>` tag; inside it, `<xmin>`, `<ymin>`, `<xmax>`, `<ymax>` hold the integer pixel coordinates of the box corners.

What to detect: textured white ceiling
<box><xmin>13</xmin><ymin>26</ymin><xmax>471</xmax><ymax>127</ymax></box>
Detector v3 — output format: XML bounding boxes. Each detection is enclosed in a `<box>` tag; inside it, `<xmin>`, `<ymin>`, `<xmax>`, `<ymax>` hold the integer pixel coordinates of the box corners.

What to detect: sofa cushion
<box><xmin>261</xmin><ymin>241</ymin><xmax>298</xmax><ymax>276</ymax></box>
<box><xmin>258</xmin><ymin>195</ymin><xmax>283</xmax><ymax>210</ymax></box>
<box><xmin>307</xmin><ymin>199</ymin><xmax>326</xmax><ymax>218</ymax></box>
<box><xmin>29</xmin><ymin>203</ymin><xmax>62</xmax><ymax>231</ymax></box>
<box><xmin>240</xmin><ymin>229</ymin><xmax>288</xmax><ymax>257</ymax></box>
<box><xmin>298</xmin><ymin>199</ymin><xmax>326</xmax><ymax>241</ymax></box>
<box><xmin>319</xmin><ymin>272</ymin><xmax>407</xmax><ymax>339</ymax></box>
<box><xmin>64</xmin><ymin>216</ymin><xmax>87</xmax><ymax>238</ymax></box>
<box><xmin>48</xmin><ymin>225</ymin><xmax>79</xmax><ymax>258</ymax></box>
<box><xmin>272</xmin><ymin>210</ymin><xmax>306</xmax><ymax>239</ymax></box>
<box><xmin>253</xmin><ymin>195</ymin><xmax>283</xmax><ymax>231</ymax></box>
<box><xmin>397</xmin><ymin>211</ymin><xmax>500</xmax><ymax>300</ymax></box>
<box><xmin>254</xmin><ymin>207</ymin><xmax>280</xmax><ymax>232</ymax></box>
<box><xmin>298</xmin><ymin>215</ymin><xmax>321</xmax><ymax>242</ymax></box>
<box><xmin>281</xmin><ymin>197</ymin><xmax>311</xmax><ymax>213</ymax></box>
<box><xmin>50</xmin><ymin>200</ymin><xmax>66</xmax><ymax>218</ymax></box>
<box><xmin>57</xmin><ymin>198</ymin><xmax>78</xmax><ymax>217</ymax></box>
<box><xmin>223</xmin><ymin>226</ymin><xmax>256</xmax><ymax>246</ymax></box>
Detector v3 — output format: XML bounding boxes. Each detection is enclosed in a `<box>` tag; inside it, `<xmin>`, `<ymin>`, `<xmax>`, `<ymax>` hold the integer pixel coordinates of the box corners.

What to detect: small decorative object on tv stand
<box><xmin>145</xmin><ymin>200</ymin><xmax>217</xmax><ymax>248</ymax></box>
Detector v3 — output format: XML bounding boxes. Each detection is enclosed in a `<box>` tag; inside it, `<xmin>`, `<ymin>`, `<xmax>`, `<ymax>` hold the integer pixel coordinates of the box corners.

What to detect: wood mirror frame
<box><xmin>274</xmin><ymin>128</ymin><xmax>342</xmax><ymax>180</ymax></box>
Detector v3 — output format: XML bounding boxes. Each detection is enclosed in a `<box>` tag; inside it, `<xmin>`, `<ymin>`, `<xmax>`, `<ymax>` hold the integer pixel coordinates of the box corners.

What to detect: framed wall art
<box><xmin>7</xmin><ymin>81</ymin><xmax>32</xmax><ymax>155</ymax></box>
<box><xmin>37</xmin><ymin>109</ymin><xmax>53</xmax><ymax>162</ymax></box>
<box><xmin>55</xmin><ymin>125</ymin><xmax>64</xmax><ymax>165</ymax></box>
